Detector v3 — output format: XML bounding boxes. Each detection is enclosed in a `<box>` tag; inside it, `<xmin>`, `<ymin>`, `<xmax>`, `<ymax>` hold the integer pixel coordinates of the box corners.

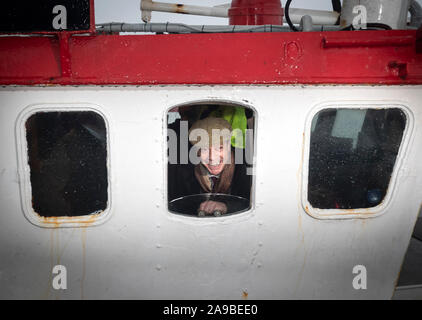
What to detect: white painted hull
<box><xmin>0</xmin><ymin>85</ymin><xmax>421</xmax><ymax>299</ymax></box>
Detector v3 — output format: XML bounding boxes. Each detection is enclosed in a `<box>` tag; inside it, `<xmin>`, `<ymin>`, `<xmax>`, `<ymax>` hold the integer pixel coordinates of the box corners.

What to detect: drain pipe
<box><xmin>300</xmin><ymin>15</ymin><xmax>313</xmax><ymax>32</ymax></box>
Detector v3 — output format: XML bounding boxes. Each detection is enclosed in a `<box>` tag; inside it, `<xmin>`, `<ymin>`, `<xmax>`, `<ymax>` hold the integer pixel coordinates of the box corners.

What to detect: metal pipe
<box><xmin>300</xmin><ymin>15</ymin><xmax>313</xmax><ymax>32</ymax></box>
<box><xmin>289</xmin><ymin>8</ymin><xmax>339</xmax><ymax>25</ymax></box>
<box><xmin>97</xmin><ymin>23</ymin><xmax>288</xmax><ymax>33</ymax></box>
<box><xmin>140</xmin><ymin>0</ymin><xmax>339</xmax><ymax>25</ymax></box>
<box><xmin>96</xmin><ymin>22</ymin><xmax>342</xmax><ymax>34</ymax></box>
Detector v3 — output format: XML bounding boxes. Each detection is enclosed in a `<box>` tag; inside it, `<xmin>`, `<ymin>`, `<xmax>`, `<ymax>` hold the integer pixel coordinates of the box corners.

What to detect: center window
<box><xmin>167</xmin><ymin>103</ymin><xmax>255</xmax><ymax>217</ymax></box>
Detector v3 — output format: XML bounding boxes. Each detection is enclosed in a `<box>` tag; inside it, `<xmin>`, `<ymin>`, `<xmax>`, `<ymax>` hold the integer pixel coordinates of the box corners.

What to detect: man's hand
<box><xmin>198</xmin><ymin>201</ymin><xmax>228</xmax><ymax>215</ymax></box>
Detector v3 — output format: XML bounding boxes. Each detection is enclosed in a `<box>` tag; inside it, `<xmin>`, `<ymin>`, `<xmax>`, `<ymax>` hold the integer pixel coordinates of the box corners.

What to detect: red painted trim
<box><xmin>58</xmin><ymin>33</ymin><xmax>72</xmax><ymax>77</ymax></box>
<box><xmin>229</xmin><ymin>0</ymin><xmax>283</xmax><ymax>25</ymax></box>
<box><xmin>90</xmin><ymin>0</ymin><xmax>95</xmax><ymax>34</ymax></box>
<box><xmin>0</xmin><ymin>30</ymin><xmax>421</xmax><ymax>85</ymax></box>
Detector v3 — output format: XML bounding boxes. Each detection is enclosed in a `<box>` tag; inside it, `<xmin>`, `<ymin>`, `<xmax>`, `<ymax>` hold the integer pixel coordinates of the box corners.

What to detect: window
<box><xmin>24</xmin><ymin>111</ymin><xmax>108</xmax><ymax>218</ymax></box>
<box><xmin>307</xmin><ymin>107</ymin><xmax>406</xmax><ymax>212</ymax></box>
<box><xmin>167</xmin><ymin>103</ymin><xmax>255</xmax><ymax>218</ymax></box>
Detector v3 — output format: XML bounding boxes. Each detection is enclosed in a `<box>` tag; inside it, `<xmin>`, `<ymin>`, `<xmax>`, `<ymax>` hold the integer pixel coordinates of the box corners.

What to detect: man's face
<box><xmin>200</xmin><ymin>142</ymin><xmax>230</xmax><ymax>175</ymax></box>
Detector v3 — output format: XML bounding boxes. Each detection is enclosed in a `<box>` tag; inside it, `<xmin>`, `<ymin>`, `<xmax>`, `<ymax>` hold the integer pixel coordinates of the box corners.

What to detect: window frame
<box><xmin>163</xmin><ymin>99</ymin><xmax>257</xmax><ymax>222</ymax></box>
<box><xmin>16</xmin><ymin>104</ymin><xmax>112</xmax><ymax>228</ymax></box>
<box><xmin>301</xmin><ymin>102</ymin><xmax>413</xmax><ymax>220</ymax></box>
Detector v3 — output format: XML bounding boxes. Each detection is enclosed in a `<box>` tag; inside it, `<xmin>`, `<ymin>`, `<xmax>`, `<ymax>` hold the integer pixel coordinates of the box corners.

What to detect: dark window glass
<box><xmin>26</xmin><ymin>111</ymin><xmax>108</xmax><ymax>217</ymax></box>
<box><xmin>308</xmin><ymin>108</ymin><xmax>406</xmax><ymax>209</ymax></box>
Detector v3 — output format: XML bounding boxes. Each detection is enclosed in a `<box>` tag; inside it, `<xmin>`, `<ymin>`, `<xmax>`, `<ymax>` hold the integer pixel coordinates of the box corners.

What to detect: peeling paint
<box><xmin>174</xmin><ymin>4</ymin><xmax>188</xmax><ymax>14</ymax></box>
<box><xmin>37</xmin><ymin>212</ymin><xmax>102</xmax><ymax>228</ymax></box>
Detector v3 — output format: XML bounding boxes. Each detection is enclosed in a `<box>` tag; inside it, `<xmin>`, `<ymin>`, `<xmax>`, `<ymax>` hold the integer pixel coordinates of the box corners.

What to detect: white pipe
<box><xmin>141</xmin><ymin>0</ymin><xmax>228</xmax><ymax>22</ymax></box>
<box><xmin>300</xmin><ymin>15</ymin><xmax>313</xmax><ymax>32</ymax></box>
<box><xmin>289</xmin><ymin>8</ymin><xmax>339</xmax><ymax>25</ymax></box>
<box><xmin>140</xmin><ymin>0</ymin><xmax>339</xmax><ymax>25</ymax></box>
<box><xmin>98</xmin><ymin>23</ymin><xmax>289</xmax><ymax>33</ymax></box>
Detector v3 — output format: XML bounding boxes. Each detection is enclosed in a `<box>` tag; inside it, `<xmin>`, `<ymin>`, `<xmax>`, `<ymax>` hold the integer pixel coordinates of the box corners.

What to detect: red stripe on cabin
<box><xmin>0</xmin><ymin>30</ymin><xmax>421</xmax><ymax>85</ymax></box>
